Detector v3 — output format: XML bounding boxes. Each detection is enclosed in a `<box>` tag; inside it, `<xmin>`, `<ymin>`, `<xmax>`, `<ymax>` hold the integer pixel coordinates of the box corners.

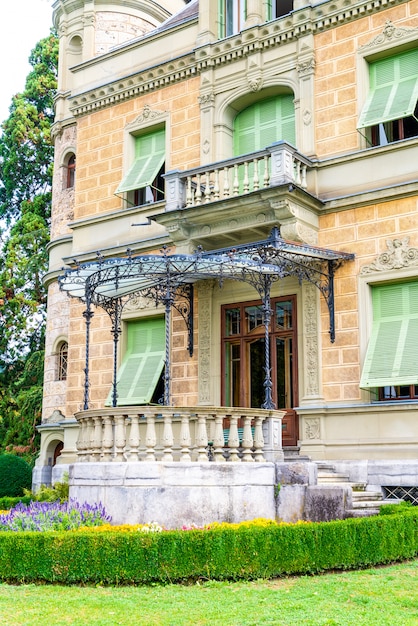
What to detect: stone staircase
<box><xmin>316</xmin><ymin>462</ymin><xmax>392</xmax><ymax>518</ymax></box>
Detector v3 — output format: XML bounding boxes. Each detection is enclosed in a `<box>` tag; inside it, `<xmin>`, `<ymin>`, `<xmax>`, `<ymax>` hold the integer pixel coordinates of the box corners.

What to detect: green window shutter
<box><xmin>233</xmin><ymin>95</ymin><xmax>295</xmax><ymax>156</ymax></box>
<box><xmin>358</xmin><ymin>49</ymin><xmax>418</xmax><ymax>129</ymax></box>
<box><xmin>360</xmin><ymin>281</ymin><xmax>418</xmax><ymax>388</ymax></box>
<box><xmin>266</xmin><ymin>0</ymin><xmax>272</xmax><ymax>20</ymax></box>
<box><xmin>106</xmin><ymin>317</ymin><xmax>165</xmax><ymax>406</ymax></box>
<box><xmin>116</xmin><ymin>128</ymin><xmax>165</xmax><ymax>194</ymax></box>
<box><xmin>218</xmin><ymin>0</ymin><xmax>225</xmax><ymax>38</ymax></box>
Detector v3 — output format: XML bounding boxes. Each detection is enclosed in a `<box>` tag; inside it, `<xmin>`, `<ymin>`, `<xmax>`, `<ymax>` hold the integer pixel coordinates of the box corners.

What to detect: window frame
<box><xmin>219</xmin><ymin>0</ymin><xmax>246</xmax><ymax>38</ymax></box>
<box><xmin>57</xmin><ymin>341</ymin><xmax>68</xmax><ymax>381</ymax></box>
<box><xmin>266</xmin><ymin>0</ymin><xmax>294</xmax><ymax>21</ymax></box>
<box><xmin>116</xmin><ymin>108</ymin><xmax>169</xmax><ymax>210</ymax></box>
<box><xmin>357</xmin><ymin>36</ymin><xmax>418</xmax><ymax>148</ymax></box>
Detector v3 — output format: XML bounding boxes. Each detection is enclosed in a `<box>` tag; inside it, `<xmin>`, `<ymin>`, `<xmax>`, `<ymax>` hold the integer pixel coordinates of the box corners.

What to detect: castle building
<box><xmin>34</xmin><ymin>0</ymin><xmax>418</xmax><ymax>519</ymax></box>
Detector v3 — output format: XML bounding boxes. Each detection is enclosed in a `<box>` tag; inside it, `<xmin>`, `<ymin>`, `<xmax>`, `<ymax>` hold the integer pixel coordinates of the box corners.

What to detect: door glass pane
<box><xmin>249</xmin><ymin>338</ymin><xmax>265</xmax><ymax>408</ymax></box>
<box><xmin>225</xmin><ymin>308</ymin><xmax>240</xmax><ymax>336</ymax></box>
<box><xmin>225</xmin><ymin>343</ymin><xmax>241</xmax><ymax>406</ymax></box>
<box><xmin>275</xmin><ymin>300</ymin><xmax>293</xmax><ymax>330</ymax></box>
<box><xmin>276</xmin><ymin>337</ymin><xmax>293</xmax><ymax>408</ymax></box>
<box><xmin>245</xmin><ymin>305</ymin><xmax>263</xmax><ymax>332</ymax></box>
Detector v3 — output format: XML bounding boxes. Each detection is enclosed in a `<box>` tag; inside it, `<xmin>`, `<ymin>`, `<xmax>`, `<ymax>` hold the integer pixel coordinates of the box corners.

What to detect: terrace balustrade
<box><xmin>164</xmin><ymin>141</ymin><xmax>311</xmax><ymax>211</ymax></box>
<box><xmin>75</xmin><ymin>406</ymin><xmax>284</xmax><ymax>463</ymax></box>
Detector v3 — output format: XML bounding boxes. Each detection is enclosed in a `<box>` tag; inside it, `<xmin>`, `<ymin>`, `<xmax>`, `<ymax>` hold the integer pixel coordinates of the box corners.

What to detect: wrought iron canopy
<box><xmin>58</xmin><ymin>228</ymin><xmax>354</xmax><ymax>409</ymax></box>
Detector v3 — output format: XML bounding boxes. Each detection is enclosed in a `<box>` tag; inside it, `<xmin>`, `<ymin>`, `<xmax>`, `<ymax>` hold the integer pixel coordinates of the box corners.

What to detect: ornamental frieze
<box><xmin>360</xmin><ymin>238</ymin><xmax>418</xmax><ymax>274</ymax></box>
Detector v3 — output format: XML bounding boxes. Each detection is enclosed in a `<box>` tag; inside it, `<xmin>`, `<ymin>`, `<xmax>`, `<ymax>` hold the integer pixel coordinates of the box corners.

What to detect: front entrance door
<box><xmin>222</xmin><ymin>296</ymin><xmax>299</xmax><ymax>446</ymax></box>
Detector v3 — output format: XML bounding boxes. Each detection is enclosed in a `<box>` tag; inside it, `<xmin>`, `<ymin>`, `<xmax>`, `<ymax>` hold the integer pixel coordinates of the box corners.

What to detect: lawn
<box><xmin>0</xmin><ymin>560</ymin><xmax>416</xmax><ymax>625</ymax></box>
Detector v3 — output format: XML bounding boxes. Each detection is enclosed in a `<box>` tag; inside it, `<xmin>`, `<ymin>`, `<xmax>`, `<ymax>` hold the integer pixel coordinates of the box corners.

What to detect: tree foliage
<box><xmin>0</xmin><ymin>32</ymin><xmax>58</xmax><ymax>463</ymax></box>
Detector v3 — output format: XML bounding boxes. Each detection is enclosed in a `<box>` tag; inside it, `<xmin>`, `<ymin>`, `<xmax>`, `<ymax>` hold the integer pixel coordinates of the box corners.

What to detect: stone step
<box><xmin>317</xmin><ymin>472</ymin><xmax>350</xmax><ymax>483</ymax></box>
<box><xmin>352</xmin><ymin>490</ymin><xmax>383</xmax><ymax>502</ymax></box>
<box><xmin>345</xmin><ymin>508</ymin><xmax>380</xmax><ymax>518</ymax></box>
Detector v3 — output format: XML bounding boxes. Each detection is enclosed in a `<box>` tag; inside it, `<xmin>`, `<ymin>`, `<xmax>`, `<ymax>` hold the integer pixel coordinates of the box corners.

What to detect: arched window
<box><xmin>233</xmin><ymin>94</ymin><xmax>296</xmax><ymax>155</ymax></box>
<box><xmin>57</xmin><ymin>341</ymin><xmax>68</xmax><ymax>381</ymax></box>
<box><xmin>65</xmin><ymin>154</ymin><xmax>76</xmax><ymax>189</ymax></box>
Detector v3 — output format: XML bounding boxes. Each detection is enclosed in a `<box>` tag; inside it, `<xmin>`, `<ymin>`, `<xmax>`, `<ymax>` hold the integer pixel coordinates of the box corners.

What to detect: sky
<box><xmin>0</xmin><ymin>0</ymin><xmax>54</xmax><ymax>125</ymax></box>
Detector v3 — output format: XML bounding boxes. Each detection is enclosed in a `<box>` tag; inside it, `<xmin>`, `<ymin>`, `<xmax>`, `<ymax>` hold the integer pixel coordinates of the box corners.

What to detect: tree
<box><xmin>0</xmin><ymin>32</ymin><xmax>58</xmax><ymax>463</ymax></box>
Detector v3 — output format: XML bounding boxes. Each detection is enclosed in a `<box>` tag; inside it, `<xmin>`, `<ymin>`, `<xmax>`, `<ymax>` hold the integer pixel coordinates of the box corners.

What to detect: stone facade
<box><xmin>35</xmin><ymin>0</ymin><xmax>418</xmax><ymax>497</ymax></box>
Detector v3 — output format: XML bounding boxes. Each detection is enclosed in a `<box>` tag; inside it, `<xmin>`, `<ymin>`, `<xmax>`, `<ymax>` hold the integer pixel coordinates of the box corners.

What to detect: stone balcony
<box><xmin>75</xmin><ymin>406</ymin><xmax>285</xmax><ymax>464</ymax></box>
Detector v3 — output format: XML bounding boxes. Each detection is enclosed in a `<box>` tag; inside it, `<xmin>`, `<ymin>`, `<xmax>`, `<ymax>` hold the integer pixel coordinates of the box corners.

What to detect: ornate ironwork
<box><xmin>59</xmin><ymin>228</ymin><xmax>354</xmax><ymax>410</ymax></box>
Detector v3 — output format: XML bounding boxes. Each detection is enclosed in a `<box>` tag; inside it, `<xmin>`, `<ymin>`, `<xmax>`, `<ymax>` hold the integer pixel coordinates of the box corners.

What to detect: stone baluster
<box><xmin>179</xmin><ymin>413</ymin><xmax>192</xmax><ymax>461</ymax></box>
<box><xmin>127</xmin><ymin>413</ymin><xmax>141</xmax><ymax>461</ymax></box>
<box><xmin>76</xmin><ymin>417</ymin><xmax>88</xmax><ymax>461</ymax></box>
<box><xmin>84</xmin><ymin>416</ymin><xmax>94</xmax><ymax>461</ymax></box>
<box><xmin>113</xmin><ymin>414</ymin><xmax>126</xmax><ymax>461</ymax></box>
<box><xmin>241</xmin><ymin>415</ymin><xmax>254</xmax><ymax>462</ymax></box>
<box><xmin>186</xmin><ymin>176</ymin><xmax>193</xmax><ymax>207</ymax></box>
<box><xmin>227</xmin><ymin>414</ymin><xmax>240</xmax><ymax>462</ymax></box>
<box><xmin>196</xmin><ymin>413</ymin><xmax>209</xmax><ymax>462</ymax></box>
<box><xmin>90</xmin><ymin>416</ymin><xmax>103</xmax><ymax>461</ymax></box>
<box><xmin>253</xmin><ymin>158</ymin><xmax>259</xmax><ymax>191</ymax></box>
<box><xmin>212</xmin><ymin>413</ymin><xmax>226</xmax><ymax>462</ymax></box>
<box><xmin>101</xmin><ymin>415</ymin><xmax>114</xmax><ymax>461</ymax></box>
<box><xmin>204</xmin><ymin>171</ymin><xmax>211</xmax><ymax>203</ymax></box>
<box><xmin>243</xmin><ymin>161</ymin><xmax>249</xmax><ymax>193</ymax></box>
<box><xmin>213</xmin><ymin>168</ymin><xmax>220</xmax><ymax>200</ymax></box>
<box><xmin>253</xmin><ymin>415</ymin><xmax>265</xmax><ymax>462</ymax></box>
<box><xmin>233</xmin><ymin>164</ymin><xmax>239</xmax><ymax>195</ymax></box>
<box><xmin>195</xmin><ymin>174</ymin><xmax>202</xmax><ymax>205</ymax></box>
<box><xmin>145</xmin><ymin>413</ymin><xmax>157</xmax><ymax>461</ymax></box>
<box><xmin>161</xmin><ymin>411</ymin><xmax>174</xmax><ymax>461</ymax></box>
<box><xmin>263</xmin><ymin>155</ymin><xmax>270</xmax><ymax>188</ymax></box>
<box><xmin>223</xmin><ymin>166</ymin><xmax>230</xmax><ymax>197</ymax></box>
<box><xmin>301</xmin><ymin>163</ymin><xmax>307</xmax><ymax>188</ymax></box>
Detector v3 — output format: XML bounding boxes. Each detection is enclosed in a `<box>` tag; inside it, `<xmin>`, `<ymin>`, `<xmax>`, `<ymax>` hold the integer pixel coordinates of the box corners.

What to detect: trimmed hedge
<box><xmin>0</xmin><ymin>509</ymin><xmax>417</xmax><ymax>585</ymax></box>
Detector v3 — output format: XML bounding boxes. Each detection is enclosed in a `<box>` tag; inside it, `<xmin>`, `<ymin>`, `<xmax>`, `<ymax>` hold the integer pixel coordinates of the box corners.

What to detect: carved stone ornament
<box><xmin>198</xmin><ymin>93</ymin><xmax>215</xmax><ymax>107</ymax></box>
<box><xmin>360</xmin><ymin>20</ymin><xmax>418</xmax><ymax>51</ymax></box>
<box><xmin>248</xmin><ymin>76</ymin><xmax>262</xmax><ymax>92</ymax></box>
<box><xmin>304</xmin><ymin>417</ymin><xmax>320</xmax><ymax>440</ymax></box>
<box><xmin>297</xmin><ymin>58</ymin><xmax>315</xmax><ymax>76</ymax></box>
<box><xmin>125</xmin><ymin>105</ymin><xmax>166</xmax><ymax>130</ymax></box>
<box><xmin>360</xmin><ymin>238</ymin><xmax>418</xmax><ymax>274</ymax></box>
<box><xmin>43</xmin><ymin>409</ymin><xmax>65</xmax><ymax>425</ymax></box>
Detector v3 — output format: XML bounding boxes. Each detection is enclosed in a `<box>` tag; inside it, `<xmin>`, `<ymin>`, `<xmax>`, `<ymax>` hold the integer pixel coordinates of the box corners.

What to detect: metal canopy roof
<box><xmin>58</xmin><ymin>228</ymin><xmax>354</xmax><ymax>410</ymax></box>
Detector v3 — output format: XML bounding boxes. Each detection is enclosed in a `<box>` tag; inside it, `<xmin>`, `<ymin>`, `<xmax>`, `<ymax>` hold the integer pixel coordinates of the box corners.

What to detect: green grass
<box><xmin>0</xmin><ymin>560</ymin><xmax>416</xmax><ymax>625</ymax></box>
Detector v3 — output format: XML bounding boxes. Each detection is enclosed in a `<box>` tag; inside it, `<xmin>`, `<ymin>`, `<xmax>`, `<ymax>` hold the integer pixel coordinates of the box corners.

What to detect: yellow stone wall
<box><xmin>319</xmin><ymin>196</ymin><xmax>418</xmax><ymax>404</ymax></box>
<box><xmin>74</xmin><ymin>77</ymin><xmax>201</xmax><ymax>221</ymax></box>
<box><xmin>315</xmin><ymin>7</ymin><xmax>418</xmax><ymax>158</ymax></box>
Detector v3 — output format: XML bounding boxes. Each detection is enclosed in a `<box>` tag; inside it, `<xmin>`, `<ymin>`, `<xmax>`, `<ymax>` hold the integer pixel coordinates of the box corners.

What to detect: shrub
<box><xmin>0</xmin><ymin>454</ymin><xmax>32</xmax><ymax>498</ymax></box>
<box><xmin>0</xmin><ymin>509</ymin><xmax>416</xmax><ymax>585</ymax></box>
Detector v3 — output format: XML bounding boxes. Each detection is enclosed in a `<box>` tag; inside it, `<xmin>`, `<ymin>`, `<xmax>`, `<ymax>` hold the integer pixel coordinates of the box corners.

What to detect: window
<box><xmin>65</xmin><ymin>153</ymin><xmax>76</xmax><ymax>189</ymax></box>
<box><xmin>219</xmin><ymin>0</ymin><xmax>246</xmax><ymax>37</ymax></box>
<box><xmin>57</xmin><ymin>342</ymin><xmax>68</xmax><ymax>381</ymax></box>
<box><xmin>233</xmin><ymin>95</ymin><xmax>296</xmax><ymax>155</ymax></box>
<box><xmin>222</xmin><ymin>296</ymin><xmax>297</xmax><ymax>410</ymax></box>
<box><xmin>266</xmin><ymin>0</ymin><xmax>294</xmax><ymax>20</ymax></box>
<box><xmin>106</xmin><ymin>317</ymin><xmax>165</xmax><ymax>406</ymax></box>
<box><xmin>358</xmin><ymin>48</ymin><xmax>418</xmax><ymax>146</ymax></box>
<box><xmin>115</xmin><ymin>127</ymin><xmax>165</xmax><ymax>207</ymax></box>
<box><xmin>360</xmin><ymin>281</ymin><xmax>418</xmax><ymax>398</ymax></box>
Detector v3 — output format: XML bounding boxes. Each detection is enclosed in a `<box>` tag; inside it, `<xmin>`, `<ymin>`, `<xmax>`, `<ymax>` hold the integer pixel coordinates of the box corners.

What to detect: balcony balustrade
<box><xmin>75</xmin><ymin>406</ymin><xmax>284</xmax><ymax>463</ymax></box>
<box><xmin>164</xmin><ymin>141</ymin><xmax>312</xmax><ymax>211</ymax></box>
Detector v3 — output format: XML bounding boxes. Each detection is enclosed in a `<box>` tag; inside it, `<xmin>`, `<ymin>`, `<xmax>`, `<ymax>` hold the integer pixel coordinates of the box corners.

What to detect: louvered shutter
<box><xmin>115</xmin><ymin>128</ymin><xmax>165</xmax><ymax>194</ymax></box>
<box><xmin>358</xmin><ymin>49</ymin><xmax>418</xmax><ymax>129</ymax></box>
<box><xmin>106</xmin><ymin>317</ymin><xmax>165</xmax><ymax>406</ymax></box>
<box><xmin>360</xmin><ymin>281</ymin><xmax>418</xmax><ymax>388</ymax></box>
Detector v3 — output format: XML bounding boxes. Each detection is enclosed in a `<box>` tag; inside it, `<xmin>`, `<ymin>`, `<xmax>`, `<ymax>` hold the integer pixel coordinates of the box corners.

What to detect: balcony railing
<box><xmin>164</xmin><ymin>141</ymin><xmax>312</xmax><ymax>211</ymax></box>
<box><xmin>75</xmin><ymin>406</ymin><xmax>284</xmax><ymax>463</ymax></box>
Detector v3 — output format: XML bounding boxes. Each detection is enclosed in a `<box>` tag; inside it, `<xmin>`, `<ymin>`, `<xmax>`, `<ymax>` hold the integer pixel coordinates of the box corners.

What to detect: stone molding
<box><xmin>359</xmin><ymin>19</ymin><xmax>418</xmax><ymax>51</ymax></box>
<box><xmin>68</xmin><ymin>0</ymin><xmax>408</xmax><ymax>117</ymax></box>
<box><xmin>124</xmin><ymin>104</ymin><xmax>167</xmax><ymax>130</ymax></box>
<box><xmin>360</xmin><ymin>238</ymin><xmax>418</xmax><ymax>274</ymax></box>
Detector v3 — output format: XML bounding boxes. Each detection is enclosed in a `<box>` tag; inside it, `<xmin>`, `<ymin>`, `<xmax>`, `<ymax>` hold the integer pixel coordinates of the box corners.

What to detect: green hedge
<box><xmin>0</xmin><ymin>509</ymin><xmax>417</xmax><ymax>585</ymax></box>
<box><xmin>0</xmin><ymin>496</ymin><xmax>32</xmax><ymax>510</ymax></box>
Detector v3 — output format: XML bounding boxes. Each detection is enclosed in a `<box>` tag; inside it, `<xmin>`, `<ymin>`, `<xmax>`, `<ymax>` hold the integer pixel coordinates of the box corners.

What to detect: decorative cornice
<box><xmin>359</xmin><ymin>20</ymin><xmax>418</xmax><ymax>50</ymax></box>
<box><xmin>125</xmin><ymin>105</ymin><xmax>166</xmax><ymax>130</ymax></box>
<box><xmin>360</xmin><ymin>238</ymin><xmax>418</xmax><ymax>274</ymax></box>
<box><xmin>68</xmin><ymin>0</ymin><xmax>412</xmax><ymax>117</ymax></box>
